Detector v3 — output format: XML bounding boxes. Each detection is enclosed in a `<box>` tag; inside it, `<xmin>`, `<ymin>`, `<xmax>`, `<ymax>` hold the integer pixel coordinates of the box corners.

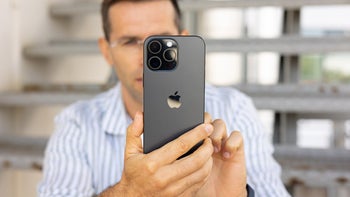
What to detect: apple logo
<box><xmin>167</xmin><ymin>91</ymin><xmax>182</xmax><ymax>109</ymax></box>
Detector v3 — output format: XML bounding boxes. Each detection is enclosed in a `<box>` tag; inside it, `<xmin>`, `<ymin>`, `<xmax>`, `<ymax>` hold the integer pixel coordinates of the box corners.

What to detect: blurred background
<box><xmin>1</xmin><ymin>0</ymin><xmax>350</xmax><ymax>196</ymax></box>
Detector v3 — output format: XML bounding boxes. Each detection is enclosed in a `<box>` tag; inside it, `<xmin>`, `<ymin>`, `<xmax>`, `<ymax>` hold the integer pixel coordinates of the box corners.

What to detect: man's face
<box><xmin>103</xmin><ymin>0</ymin><xmax>181</xmax><ymax>104</ymax></box>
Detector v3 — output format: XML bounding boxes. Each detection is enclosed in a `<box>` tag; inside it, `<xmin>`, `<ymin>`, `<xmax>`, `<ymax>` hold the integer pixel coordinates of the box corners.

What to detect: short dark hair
<box><xmin>101</xmin><ymin>0</ymin><xmax>182</xmax><ymax>42</ymax></box>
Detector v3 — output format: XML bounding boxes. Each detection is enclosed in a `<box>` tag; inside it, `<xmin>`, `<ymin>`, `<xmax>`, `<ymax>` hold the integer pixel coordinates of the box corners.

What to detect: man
<box><xmin>39</xmin><ymin>0</ymin><xmax>290</xmax><ymax>196</ymax></box>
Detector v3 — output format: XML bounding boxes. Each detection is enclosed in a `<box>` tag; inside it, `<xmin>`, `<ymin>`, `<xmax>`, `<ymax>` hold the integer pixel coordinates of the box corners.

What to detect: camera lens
<box><xmin>148</xmin><ymin>40</ymin><xmax>162</xmax><ymax>54</ymax></box>
<box><xmin>163</xmin><ymin>49</ymin><xmax>176</xmax><ymax>62</ymax></box>
<box><xmin>148</xmin><ymin>56</ymin><xmax>162</xmax><ymax>70</ymax></box>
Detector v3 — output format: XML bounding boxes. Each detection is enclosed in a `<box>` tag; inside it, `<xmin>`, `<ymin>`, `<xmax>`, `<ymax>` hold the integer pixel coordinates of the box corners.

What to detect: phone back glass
<box><xmin>143</xmin><ymin>35</ymin><xmax>205</xmax><ymax>154</ymax></box>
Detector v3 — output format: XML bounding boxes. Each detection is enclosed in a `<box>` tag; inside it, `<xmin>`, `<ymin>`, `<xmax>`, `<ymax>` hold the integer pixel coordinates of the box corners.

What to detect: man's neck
<box><xmin>121</xmin><ymin>86</ymin><xmax>142</xmax><ymax>120</ymax></box>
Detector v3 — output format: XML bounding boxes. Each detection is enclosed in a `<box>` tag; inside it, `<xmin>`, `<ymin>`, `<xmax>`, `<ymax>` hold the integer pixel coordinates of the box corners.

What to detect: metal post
<box><xmin>273</xmin><ymin>113</ymin><xmax>298</xmax><ymax>145</ymax></box>
<box><xmin>326</xmin><ymin>184</ymin><xmax>338</xmax><ymax>197</ymax></box>
<box><xmin>274</xmin><ymin>9</ymin><xmax>301</xmax><ymax>195</ymax></box>
<box><xmin>280</xmin><ymin>9</ymin><xmax>300</xmax><ymax>84</ymax></box>
<box><xmin>183</xmin><ymin>10</ymin><xmax>199</xmax><ymax>35</ymax></box>
<box><xmin>333</xmin><ymin>120</ymin><xmax>346</xmax><ymax>148</ymax></box>
<box><xmin>242</xmin><ymin>10</ymin><xmax>248</xmax><ymax>84</ymax></box>
<box><xmin>274</xmin><ymin>9</ymin><xmax>300</xmax><ymax>145</ymax></box>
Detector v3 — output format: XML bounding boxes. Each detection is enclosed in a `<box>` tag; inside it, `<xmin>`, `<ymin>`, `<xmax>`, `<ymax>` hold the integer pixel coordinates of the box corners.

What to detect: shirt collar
<box><xmin>102</xmin><ymin>83</ymin><xmax>131</xmax><ymax>136</ymax></box>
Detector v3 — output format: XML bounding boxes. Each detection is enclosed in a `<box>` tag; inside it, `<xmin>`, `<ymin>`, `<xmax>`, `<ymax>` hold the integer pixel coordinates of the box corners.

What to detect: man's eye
<box><xmin>123</xmin><ymin>39</ymin><xmax>138</xmax><ymax>46</ymax></box>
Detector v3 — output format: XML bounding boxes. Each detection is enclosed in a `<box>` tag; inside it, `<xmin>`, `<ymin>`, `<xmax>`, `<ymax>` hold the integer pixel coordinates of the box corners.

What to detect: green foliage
<box><xmin>300</xmin><ymin>55</ymin><xmax>350</xmax><ymax>83</ymax></box>
<box><xmin>323</xmin><ymin>69</ymin><xmax>350</xmax><ymax>83</ymax></box>
<box><xmin>300</xmin><ymin>56</ymin><xmax>322</xmax><ymax>82</ymax></box>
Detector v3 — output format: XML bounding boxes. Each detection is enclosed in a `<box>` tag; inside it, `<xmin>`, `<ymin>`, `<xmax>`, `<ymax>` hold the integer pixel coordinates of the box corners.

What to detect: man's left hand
<box><xmin>195</xmin><ymin>113</ymin><xmax>247</xmax><ymax>197</ymax></box>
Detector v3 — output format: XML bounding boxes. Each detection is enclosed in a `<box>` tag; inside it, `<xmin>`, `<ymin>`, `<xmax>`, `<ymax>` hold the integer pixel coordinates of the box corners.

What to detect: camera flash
<box><xmin>166</xmin><ymin>41</ymin><xmax>173</xmax><ymax>47</ymax></box>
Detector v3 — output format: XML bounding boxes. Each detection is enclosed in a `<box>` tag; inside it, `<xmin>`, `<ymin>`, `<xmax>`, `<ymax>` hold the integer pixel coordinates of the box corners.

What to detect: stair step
<box><xmin>1</xmin><ymin>84</ymin><xmax>350</xmax><ymax>113</ymax></box>
<box><xmin>24</xmin><ymin>40</ymin><xmax>99</xmax><ymax>58</ymax></box>
<box><xmin>0</xmin><ymin>92</ymin><xmax>95</xmax><ymax>106</ymax></box>
<box><xmin>0</xmin><ymin>136</ymin><xmax>46</xmax><ymax>170</ymax></box>
<box><xmin>275</xmin><ymin>146</ymin><xmax>350</xmax><ymax>187</ymax></box>
<box><xmin>24</xmin><ymin>36</ymin><xmax>350</xmax><ymax>58</ymax></box>
<box><xmin>50</xmin><ymin>0</ymin><xmax>350</xmax><ymax>17</ymax></box>
<box><xmin>235</xmin><ymin>84</ymin><xmax>350</xmax><ymax>97</ymax></box>
<box><xmin>1</xmin><ymin>136</ymin><xmax>349</xmax><ymax>187</ymax></box>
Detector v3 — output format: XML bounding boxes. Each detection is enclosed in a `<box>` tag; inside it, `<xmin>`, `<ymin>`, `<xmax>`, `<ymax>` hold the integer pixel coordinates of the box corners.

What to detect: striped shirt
<box><xmin>38</xmin><ymin>83</ymin><xmax>290</xmax><ymax>197</ymax></box>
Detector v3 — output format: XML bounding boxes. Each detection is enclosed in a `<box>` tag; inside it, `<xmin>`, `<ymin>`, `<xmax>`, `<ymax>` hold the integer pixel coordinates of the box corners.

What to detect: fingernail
<box><xmin>205</xmin><ymin>124</ymin><xmax>213</xmax><ymax>134</ymax></box>
<box><xmin>223</xmin><ymin>152</ymin><xmax>231</xmax><ymax>159</ymax></box>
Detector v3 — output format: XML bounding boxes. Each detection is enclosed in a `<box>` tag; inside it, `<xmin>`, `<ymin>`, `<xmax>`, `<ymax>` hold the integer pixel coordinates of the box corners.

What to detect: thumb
<box><xmin>125</xmin><ymin>111</ymin><xmax>144</xmax><ymax>158</ymax></box>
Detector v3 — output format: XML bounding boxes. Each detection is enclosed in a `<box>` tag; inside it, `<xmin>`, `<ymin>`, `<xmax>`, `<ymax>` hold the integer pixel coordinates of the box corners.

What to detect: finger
<box><xmin>125</xmin><ymin>111</ymin><xmax>144</xmax><ymax>158</ymax></box>
<box><xmin>210</xmin><ymin>119</ymin><xmax>228</xmax><ymax>153</ymax></box>
<box><xmin>179</xmin><ymin>178</ymin><xmax>211</xmax><ymax>197</ymax></box>
<box><xmin>204</xmin><ymin>112</ymin><xmax>212</xmax><ymax>124</ymax></box>
<box><xmin>221</xmin><ymin>131</ymin><xmax>245</xmax><ymax>160</ymax></box>
<box><xmin>178</xmin><ymin>180</ymin><xmax>207</xmax><ymax>197</ymax></box>
<box><xmin>147</xmin><ymin>123</ymin><xmax>214</xmax><ymax>167</ymax></box>
<box><xmin>154</xmin><ymin>138</ymin><xmax>213</xmax><ymax>184</ymax></box>
<box><xmin>164</xmin><ymin>154</ymin><xmax>213</xmax><ymax>196</ymax></box>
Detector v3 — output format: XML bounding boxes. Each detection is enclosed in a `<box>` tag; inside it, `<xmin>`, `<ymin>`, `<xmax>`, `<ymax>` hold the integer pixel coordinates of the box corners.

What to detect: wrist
<box><xmin>99</xmin><ymin>182</ymin><xmax>129</xmax><ymax>197</ymax></box>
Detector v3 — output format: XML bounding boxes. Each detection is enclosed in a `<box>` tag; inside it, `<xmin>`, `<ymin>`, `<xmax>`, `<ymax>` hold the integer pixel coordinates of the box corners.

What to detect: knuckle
<box><xmin>194</xmin><ymin>157</ymin><xmax>204</xmax><ymax>167</ymax></box>
<box><xmin>152</xmin><ymin>175</ymin><xmax>166</xmax><ymax>189</ymax></box>
<box><xmin>213</xmin><ymin>119</ymin><xmax>227</xmax><ymax>134</ymax></box>
<box><xmin>164</xmin><ymin>186</ymin><xmax>178</xmax><ymax>196</ymax></box>
<box><xmin>182</xmin><ymin>180</ymin><xmax>192</xmax><ymax>190</ymax></box>
<box><xmin>204</xmin><ymin>137</ymin><xmax>213</xmax><ymax>147</ymax></box>
<box><xmin>145</xmin><ymin>160</ymin><xmax>157</xmax><ymax>174</ymax></box>
<box><xmin>193</xmin><ymin>147</ymin><xmax>211</xmax><ymax>167</ymax></box>
<box><xmin>196</xmin><ymin>125</ymin><xmax>209</xmax><ymax>139</ymax></box>
<box><xmin>176</xmin><ymin>138</ymin><xmax>190</xmax><ymax>152</ymax></box>
<box><xmin>211</xmin><ymin>134</ymin><xmax>221</xmax><ymax>143</ymax></box>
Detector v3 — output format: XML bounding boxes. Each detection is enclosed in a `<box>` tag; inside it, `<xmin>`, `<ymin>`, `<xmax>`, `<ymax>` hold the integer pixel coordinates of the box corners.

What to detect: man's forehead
<box><xmin>109</xmin><ymin>0</ymin><xmax>175</xmax><ymax>16</ymax></box>
<box><xmin>108</xmin><ymin>0</ymin><xmax>177</xmax><ymax>37</ymax></box>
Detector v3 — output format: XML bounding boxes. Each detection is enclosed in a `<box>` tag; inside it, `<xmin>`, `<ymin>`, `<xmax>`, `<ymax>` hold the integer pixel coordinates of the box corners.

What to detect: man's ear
<box><xmin>98</xmin><ymin>37</ymin><xmax>114</xmax><ymax>66</ymax></box>
<box><xmin>180</xmin><ymin>29</ymin><xmax>189</xmax><ymax>35</ymax></box>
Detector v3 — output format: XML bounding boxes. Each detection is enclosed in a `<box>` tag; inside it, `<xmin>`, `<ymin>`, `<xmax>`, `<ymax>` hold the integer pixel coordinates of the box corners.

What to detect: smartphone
<box><xmin>143</xmin><ymin>35</ymin><xmax>205</xmax><ymax>158</ymax></box>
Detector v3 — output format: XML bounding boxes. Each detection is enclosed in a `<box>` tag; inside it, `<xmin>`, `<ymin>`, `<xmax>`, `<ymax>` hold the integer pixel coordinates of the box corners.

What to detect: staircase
<box><xmin>1</xmin><ymin>0</ymin><xmax>350</xmax><ymax>196</ymax></box>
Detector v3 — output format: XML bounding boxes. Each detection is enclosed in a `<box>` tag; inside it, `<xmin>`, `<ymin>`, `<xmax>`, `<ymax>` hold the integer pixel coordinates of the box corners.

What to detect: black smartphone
<box><xmin>143</xmin><ymin>35</ymin><xmax>205</xmax><ymax>158</ymax></box>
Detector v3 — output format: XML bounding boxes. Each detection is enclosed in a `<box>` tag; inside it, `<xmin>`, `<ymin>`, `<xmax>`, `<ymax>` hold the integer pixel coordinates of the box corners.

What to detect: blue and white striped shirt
<box><xmin>38</xmin><ymin>83</ymin><xmax>290</xmax><ymax>197</ymax></box>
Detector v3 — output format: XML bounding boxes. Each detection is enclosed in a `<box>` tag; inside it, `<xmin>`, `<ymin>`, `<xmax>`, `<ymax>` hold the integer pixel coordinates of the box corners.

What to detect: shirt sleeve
<box><xmin>38</xmin><ymin>110</ymin><xmax>95</xmax><ymax>197</ymax></box>
<box><xmin>230</xmin><ymin>95</ymin><xmax>291</xmax><ymax>197</ymax></box>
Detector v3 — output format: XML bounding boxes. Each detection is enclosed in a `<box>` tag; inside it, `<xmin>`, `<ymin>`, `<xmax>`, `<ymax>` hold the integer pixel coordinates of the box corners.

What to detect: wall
<box><xmin>0</xmin><ymin>0</ymin><xmax>109</xmax><ymax>196</ymax></box>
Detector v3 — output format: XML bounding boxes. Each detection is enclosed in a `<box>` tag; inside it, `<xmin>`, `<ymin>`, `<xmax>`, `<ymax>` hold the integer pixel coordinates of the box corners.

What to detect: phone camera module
<box><xmin>148</xmin><ymin>40</ymin><xmax>162</xmax><ymax>54</ymax></box>
<box><xmin>146</xmin><ymin>38</ymin><xmax>178</xmax><ymax>71</ymax></box>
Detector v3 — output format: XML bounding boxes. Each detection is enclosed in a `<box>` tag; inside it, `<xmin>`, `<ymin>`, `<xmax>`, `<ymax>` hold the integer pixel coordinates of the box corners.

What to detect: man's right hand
<box><xmin>99</xmin><ymin>111</ymin><xmax>214</xmax><ymax>196</ymax></box>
